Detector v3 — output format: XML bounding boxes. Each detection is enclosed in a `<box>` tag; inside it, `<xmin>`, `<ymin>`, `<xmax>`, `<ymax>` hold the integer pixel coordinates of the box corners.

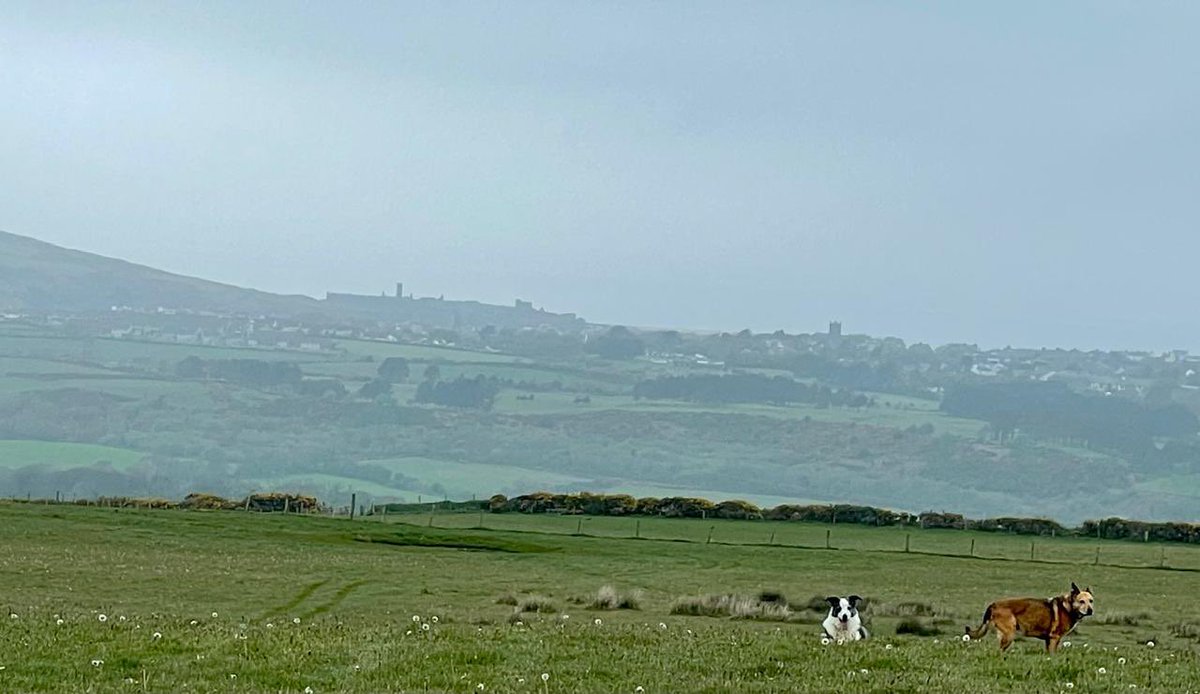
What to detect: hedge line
<box><xmin>486</xmin><ymin>492</ymin><xmax>1189</xmax><ymax>544</ymax></box>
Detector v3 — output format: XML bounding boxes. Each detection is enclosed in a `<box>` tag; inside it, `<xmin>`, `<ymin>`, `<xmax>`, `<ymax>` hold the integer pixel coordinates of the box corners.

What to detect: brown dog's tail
<box><xmin>965</xmin><ymin>605</ymin><xmax>993</xmax><ymax>640</ymax></box>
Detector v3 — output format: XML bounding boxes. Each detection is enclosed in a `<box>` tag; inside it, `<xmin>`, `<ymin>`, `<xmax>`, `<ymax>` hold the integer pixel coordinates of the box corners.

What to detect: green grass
<box><xmin>0</xmin><ymin>440</ymin><xmax>145</xmax><ymax>470</ymax></box>
<box><xmin>2</xmin><ymin>503</ymin><xmax>1199</xmax><ymax>692</ymax></box>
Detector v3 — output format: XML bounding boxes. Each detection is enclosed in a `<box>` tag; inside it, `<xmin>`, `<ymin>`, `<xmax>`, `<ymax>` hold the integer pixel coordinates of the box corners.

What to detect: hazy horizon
<box><xmin>4</xmin><ymin>2</ymin><xmax>1198</xmax><ymax>352</ymax></box>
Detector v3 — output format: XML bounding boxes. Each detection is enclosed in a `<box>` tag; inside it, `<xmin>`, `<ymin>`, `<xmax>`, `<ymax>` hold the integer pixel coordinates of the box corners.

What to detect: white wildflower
<box><xmin>594</xmin><ymin>618</ymin><xmax>602</xmax><ymax>626</ymax></box>
<box><xmin>477</xmin><ymin>684</ymin><xmax>485</xmax><ymax>691</ymax></box>
<box><xmin>56</xmin><ymin>618</ymin><xmax>64</xmax><ymax>626</ymax></box>
<box><xmin>190</xmin><ymin>620</ymin><xmax>198</xmax><ymax>626</ymax></box>
<box><xmin>542</xmin><ymin>673</ymin><xmax>550</xmax><ymax>682</ymax></box>
<box><xmin>152</xmin><ymin>631</ymin><xmax>162</xmax><ymax>640</ymax></box>
<box><xmin>98</xmin><ymin>614</ymin><xmax>108</xmax><ymax>623</ymax></box>
<box><xmin>885</xmin><ymin>643</ymin><xmax>894</xmax><ymax>650</ymax></box>
<box><xmin>860</xmin><ymin>668</ymin><xmax>869</xmax><ymax>675</ymax></box>
<box><xmin>635</xmin><ymin>687</ymin><xmax>645</xmax><ymax>693</ymax></box>
<box><xmin>1098</xmin><ymin>667</ymin><xmax>1107</xmax><ymax>674</ymax></box>
<box><xmin>421</xmin><ymin>623</ymin><xmax>430</xmax><ymax>631</ymax></box>
<box><xmin>1146</xmin><ymin>640</ymin><xmax>1155</xmax><ymax>648</ymax></box>
<box><xmin>91</xmin><ymin>659</ymin><xmax>104</xmax><ymax>667</ymax></box>
<box><xmin>432</xmin><ymin>616</ymin><xmax>439</xmax><ymax>623</ymax></box>
<box><xmin>266</xmin><ymin>623</ymin><xmax>274</xmax><ymax>628</ymax></box>
<box><xmin>962</xmin><ymin>634</ymin><xmax>971</xmax><ymax>642</ymax></box>
<box><xmin>821</xmin><ymin>637</ymin><xmax>831</xmax><ymax>645</ymax></box>
<box><xmin>293</xmin><ymin>617</ymin><xmax>301</xmax><ymax>625</ymax></box>
<box><xmin>304</xmin><ymin>688</ymin><xmax>314</xmax><ymax>694</ymax></box>
<box><xmin>230</xmin><ymin>674</ymin><xmax>237</xmax><ymax>680</ymax></box>
<box><xmin>412</xmin><ymin>615</ymin><xmax>421</xmax><ymax>623</ymax></box>
<box><xmin>1118</xmin><ymin>657</ymin><xmax>1126</xmax><ymax>665</ymax></box>
<box><xmin>1063</xmin><ymin>641</ymin><xmax>1072</xmax><ymax>648</ymax></box>
<box><xmin>1065</xmin><ymin>683</ymin><xmax>1074</xmax><ymax>690</ymax></box>
<box><xmin>212</xmin><ymin>612</ymin><xmax>219</xmax><ymax>618</ymax></box>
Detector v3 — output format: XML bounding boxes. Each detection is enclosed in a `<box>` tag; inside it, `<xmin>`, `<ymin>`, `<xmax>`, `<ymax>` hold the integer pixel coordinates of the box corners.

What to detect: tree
<box><xmin>376</xmin><ymin>357</ymin><xmax>410</xmax><ymax>383</ymax></box>
<box><xmin>357</xmin><ymin>379</ymin><xmax>393</xmax><ymax>400</ymax></box>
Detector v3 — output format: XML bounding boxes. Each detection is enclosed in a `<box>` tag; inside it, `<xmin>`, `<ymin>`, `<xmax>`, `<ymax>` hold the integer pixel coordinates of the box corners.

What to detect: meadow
<box><xmin>3</xmin><ymin>503</ymin><xmax>1200</xmax><ymax>693</ymax></box>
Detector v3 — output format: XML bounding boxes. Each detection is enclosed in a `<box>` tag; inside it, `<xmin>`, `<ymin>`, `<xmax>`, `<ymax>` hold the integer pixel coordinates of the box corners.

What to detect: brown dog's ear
<box><xmin>1070</xmin><ymin>582</ymin><xmax>1080</xmax><ymax>594</ymax></box>
<box><xmin>826</xmin><ymin>596</ymin><xmax>841</xmax><ymax>608</ymax></box>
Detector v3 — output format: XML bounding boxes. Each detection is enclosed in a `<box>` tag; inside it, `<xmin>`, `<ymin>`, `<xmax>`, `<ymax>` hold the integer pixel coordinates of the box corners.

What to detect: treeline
<box><xmin>176</xmin><ymin>356</ymin><xmax>302</xmax><ymax>387</ymax></box>
<box><xmin>633</xmin><ymin>373</ymin><xmax>871</xmax><ymax>408</ymax></box>
<box><xmin>7</xmin><ymin>492</ymin><xmax>323</xmax><ymax>513</ymax></box>
<box><xmin>941</xmin><ymin>381</ymin><xmax>1198</xmax><ymax>453</ymax></box>
<box><xmin>487</xmin><ymin>492</ymin><xmax>1200</xmax><ymax>545</ymax></box>
<box><xmin>415</xmin><ymin>376</ymin><xmax>500</xmax><ymax>409</ymax></box>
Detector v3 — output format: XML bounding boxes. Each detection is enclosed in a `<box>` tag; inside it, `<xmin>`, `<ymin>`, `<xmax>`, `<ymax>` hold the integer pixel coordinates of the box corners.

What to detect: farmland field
<box><xmin>2</xmin><ymin>503</ymin><xmax>1199</xmax><ymax>693</ymax></box>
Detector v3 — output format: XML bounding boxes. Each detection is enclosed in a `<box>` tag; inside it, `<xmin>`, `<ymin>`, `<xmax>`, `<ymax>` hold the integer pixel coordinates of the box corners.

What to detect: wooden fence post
<box><xmin>825</xmin><ymin>529</ymin><xmax>831</xmax><ymax>549</ymax></box>
<box><xmin>769</xmin><ymin>531</ymin><xmax>776</xmax><ymax>545</ymax></box>
<box><xmin>970</xmin><ymin>538</ymin><xmax>975</xmax><ymax>557</ymax></box>
<box><xmin>350</xmin><ymin>493</ymin><xmax>356</xmax><ymax>521</ymax></box>
<box><xmin>905</xmin><ymin>534</ymin><xmax>910</xmax><ymax>553</ymax></box>
<box><xmin>706</xmin><ymin>526</ymin><xmax>714</xmax><ymax>545</ymax></box>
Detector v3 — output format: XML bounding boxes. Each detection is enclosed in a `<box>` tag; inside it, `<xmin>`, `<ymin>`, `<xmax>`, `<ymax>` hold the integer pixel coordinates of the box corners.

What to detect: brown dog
<box><xmin>965</xmin><ymin>582</ymin><xmax>1094</xmax><ymax>652</ymax></box>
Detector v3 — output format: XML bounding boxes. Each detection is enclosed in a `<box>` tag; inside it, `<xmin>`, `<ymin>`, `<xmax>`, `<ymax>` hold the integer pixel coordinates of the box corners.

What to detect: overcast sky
<box><xmin>3</xmin><ymin>2</ymin><xmax>1198</xmax><ymax>350</ymax></box>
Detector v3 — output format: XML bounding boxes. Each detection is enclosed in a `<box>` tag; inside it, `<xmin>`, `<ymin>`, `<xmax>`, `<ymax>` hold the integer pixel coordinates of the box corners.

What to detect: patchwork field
<box><xmin>2</xmin><ymin>503</ymin><xmax>1199</xmax><ymax>693</ymax></box>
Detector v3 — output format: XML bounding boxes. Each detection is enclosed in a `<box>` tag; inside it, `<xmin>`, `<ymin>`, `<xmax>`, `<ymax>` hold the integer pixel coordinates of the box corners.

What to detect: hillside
<box><xmin>0</xmin><ymin>230</ymin><xmax>321</xmax><ymax>316</ymax></box>
<box><xmin>1</xmin><ymin>231</ymin><xmax>1198</xmax><ymax>523</ymax></box>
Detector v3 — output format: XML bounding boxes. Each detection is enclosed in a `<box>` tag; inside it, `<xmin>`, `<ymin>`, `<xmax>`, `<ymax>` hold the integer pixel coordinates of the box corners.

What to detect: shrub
<box><xmin>516</xmin><ymin>596</ymin><xmax>557</xmax><ymax>613</ymax></box>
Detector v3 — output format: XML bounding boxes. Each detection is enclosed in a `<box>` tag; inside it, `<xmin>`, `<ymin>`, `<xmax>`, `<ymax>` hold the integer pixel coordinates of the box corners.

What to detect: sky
<box><xmin>2</xmin><ymin>1</ymin><xmax>1198</xmax><ymax>351</ymax></box>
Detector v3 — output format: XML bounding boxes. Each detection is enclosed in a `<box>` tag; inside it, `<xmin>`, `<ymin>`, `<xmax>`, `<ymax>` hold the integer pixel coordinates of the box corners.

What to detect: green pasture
<box><xmin>0</xmin><ymin>440</ymin><xmax>145</xmax><ymax>470</ymax></box>
<box><xmin>1</xmin><ymin>503</ymin><xmax>1198</xmax><ymax>693</ymax></box>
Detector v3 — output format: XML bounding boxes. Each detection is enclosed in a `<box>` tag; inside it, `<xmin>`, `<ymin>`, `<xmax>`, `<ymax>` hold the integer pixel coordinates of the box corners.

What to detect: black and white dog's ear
<box><xmin>825</xmin><ymin>596</ymin><xmax>841</xmax><ymax>608</ymax></box>
<box><xmin>848</xmin><ymin>595</ymin><xmax>862</xmax><ymax>607</ymax></box>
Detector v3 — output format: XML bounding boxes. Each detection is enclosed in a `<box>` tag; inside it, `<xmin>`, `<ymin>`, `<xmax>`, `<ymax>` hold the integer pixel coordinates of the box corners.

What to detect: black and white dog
<box><xmin>822</xmin><ymin>596</ymin><xmax>868</xmax><ymax>641</ymax></box>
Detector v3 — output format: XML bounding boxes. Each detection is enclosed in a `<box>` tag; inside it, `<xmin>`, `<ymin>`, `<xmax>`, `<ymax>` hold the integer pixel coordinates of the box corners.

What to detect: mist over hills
<box><xmin>1</xmin><ymin>230</ymin><xmax>1198</xmax><ymax>524</ymax></box>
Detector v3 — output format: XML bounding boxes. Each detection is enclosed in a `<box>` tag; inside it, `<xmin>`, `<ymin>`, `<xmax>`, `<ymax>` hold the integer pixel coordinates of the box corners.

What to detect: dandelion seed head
<box><xmin>412</xmin><ymin>615</ymin><xmax>421</xmax><ymax>623</ymax></box>
<box><xmin>541</xmin><ymin>673</ymin><xmax>550</xmax><ymax>682</ymax></box>
<box><xmin>594</xmin><ymin>618</ymin><xmax>602</xmax><ymax>626</ymax></box>
<box><xmin>212</xmin><ymin>612</ymin><xmax>219</xmax><ymax>618</ymax></box>
<box><xmin>821</xmin><ymin>637</ymin><xmax>831</xmax><ymax>646</ymax></box>
<box><xmin>293</xmin><ymin>617</ymin><xmax>301</xmax><ymax>625</ymax></box>
<box><xmin>1118</xmin><ymin>657</ymin><xmax>1126</xmax><ymax>665</ymax></box>
<box><xmin>98</xmin><ymin>614</ymin><xmax>107</xmax><ymax>623</ymax></box>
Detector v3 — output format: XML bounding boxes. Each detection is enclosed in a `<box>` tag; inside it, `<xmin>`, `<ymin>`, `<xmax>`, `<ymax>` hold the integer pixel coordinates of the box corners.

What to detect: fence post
<box><xmin>1160</xmin><ymin>546</ymin><xmax>1166</xmax><ymax>569</ymax></box>
<box><xmin>1094</xmin><ymin>546</ymin><xmax>1100</xmax><ymax>566</ymax></box>
<box><xmin>905</xmin><ymin>534</ymin><xmax>910</xmax><ymax>553</ymax></box>
<box><xmin>1030</xmin><ymin>541</ymin><xmax>1035</xmax><ymax>561</ymax></box>
<box><xmin>825</xmin><ymin>529</ymin><xmax>831</xmax><ymax>549</ymax></box>
<box><xmin>576</xmin><ymin>518</ymin><xmax>583</xmax><ymax>535</ymax></box>
<box><xmin>478</xmin><ymin>509</ymin><xmax>484</xmax><ymax>528</ymax></box>
<box><xmin>706</xmin><ymin>526</ymin><xmax>714</xmax><ymax>545</ymax></box>
<box><xmin>349</xmin><ymin>493</ymin><xmax>356</xmax><ymax>521</ymax></box>
<box><xmin>635</xmin><ymin>519</ymin><xmax>640</xmax><ymax>539</ymax></box>
<box><xmin>769</xmin><ymin>531</ymin><xmax>776</xmax><ymax>545</ymax></box>
<box><xmin>283</xmin><ymin>497</ymin><xmax>290</xmax><ymax>514</ymax></box>
<box><xmin>970</xmin><ymin>538</ymin><xmax>975</xmax><ymax>557</ymax></box>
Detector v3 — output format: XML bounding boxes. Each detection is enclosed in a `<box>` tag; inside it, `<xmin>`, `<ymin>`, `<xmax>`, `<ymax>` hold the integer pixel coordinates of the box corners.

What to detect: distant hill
<box><xmin>0</xmin><ymin>230</ymin><xmax>320</xmax><ymax>316</ymax></box>
<box><xmin>0</xmin><ymin>231</ymin><xmax>584</xmax><ymax>329</ymax></box>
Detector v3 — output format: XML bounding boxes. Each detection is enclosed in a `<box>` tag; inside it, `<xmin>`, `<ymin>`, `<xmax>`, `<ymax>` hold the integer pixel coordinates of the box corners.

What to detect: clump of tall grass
<box><xmin>669</xmin><ymin>594</ymin><xmax>792</xmax><ymax>621</ymax></box>
<box><xmin>516</xmin><ymin>595</ymin><xmax>558</xmax><ymax>613</ymax></box>
<box><xmin>495</xmin><ymin>593</ymin><xmax>519</xmax><ymax>606</ymax></box>
<box><xmin>588</xmin><ymin>585</ymin><xmax>642</xmax><ymax>610</ymax></box>
<box><xmin>894</xmin><ymin>617</ymin><xmax>942</xmax><ymax>637</ymax></box>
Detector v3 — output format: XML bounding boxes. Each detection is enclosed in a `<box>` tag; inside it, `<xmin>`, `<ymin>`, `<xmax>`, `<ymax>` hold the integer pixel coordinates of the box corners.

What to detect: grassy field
<box><xmin>0</xmin><ymin>440</ymin><xmax>145</xmax><ymax>471</ymax></box>
<box><xmin>2</xmin><ymin>503</ymin><xmax>1199</xmax><ymax>693</ymax></box>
